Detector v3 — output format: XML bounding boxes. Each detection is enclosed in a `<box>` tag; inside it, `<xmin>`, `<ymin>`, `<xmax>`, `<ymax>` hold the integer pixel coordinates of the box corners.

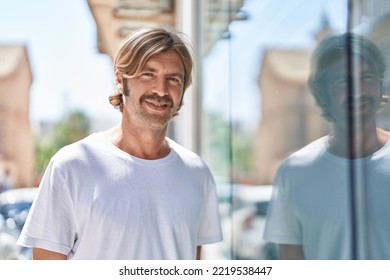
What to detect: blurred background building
<box><xmin>253</xmin><ymin>18</ymin><xmax>332</xmax><ymax>184</ymax></box>
<box><xmin>0</xmin><ymin>45</ymin><xmax>34</xmax><ymax>188</ymax></box>
<box><xmin>364</xmin><ymin>1</ymin><xmax>390</xmax><ymax>130</ymax></box>
<box><xmin>87</xmin><ymin>0</ymin><xmax>246</xmax><ymax>56</ymax></box>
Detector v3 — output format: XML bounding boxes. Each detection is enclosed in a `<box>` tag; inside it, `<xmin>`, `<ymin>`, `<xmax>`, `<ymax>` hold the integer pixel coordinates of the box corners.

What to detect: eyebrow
<box><xmin>142</xmin><ymin>67</ymin><xmax>184</xmax><ymax>79</ymax></box>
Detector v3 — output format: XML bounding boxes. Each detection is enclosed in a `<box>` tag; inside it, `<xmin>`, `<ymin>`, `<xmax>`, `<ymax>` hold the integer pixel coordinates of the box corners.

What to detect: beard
<box><xmin>140</xmin><ymin>93</ymin><xmax>174</xmax><ymax>108</ymax></box>
<box><xmin>122</xmin><ymin>81</ymin><xmax>183</xmax><ymax>129</ymax></box>
<box><xmin>139</xmin><ymin>93</ymin><xmax>175</xmax><ymax>128</ymax></box>
<box><xmin>331</xmin><ymin>95</ymin><xmax>379</xmax><ymax>133</ymax></box>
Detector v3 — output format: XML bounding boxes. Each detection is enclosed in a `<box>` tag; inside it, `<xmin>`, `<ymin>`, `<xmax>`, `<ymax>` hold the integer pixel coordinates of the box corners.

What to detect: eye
<box><xmin>167</xmin><ymin>76</ymin><xmax>183</xmax><ymax>86</ymax></box>
<box><xmin>331</xmin><ymin>78</ymin><xmax>347</xmax><ymax>90</ymax></box>
<box><xmin>361</xmin><ymin>74</ymin><xmax>376</xmax><ymax>83</ymax></box>
<box><xmin>139</xmin><ymin>72</ymin><xmax>155</xmax><ymax>80</ymax></box>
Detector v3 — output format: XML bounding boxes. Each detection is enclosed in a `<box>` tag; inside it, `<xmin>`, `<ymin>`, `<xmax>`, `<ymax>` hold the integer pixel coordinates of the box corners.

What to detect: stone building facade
<box><xmin>0</xmin><ymin>45</ymin><xmax>34</xmax><ymax>188</ymax></box>
<box><xmin>87</xmin><ymin>0</ymin><xmax>245</xmax><ymax>56</ymax></box>
<box><xmin>253</xmin><ymin>49</ymin><xmax>330</xmax><ymax>184</ymax></box>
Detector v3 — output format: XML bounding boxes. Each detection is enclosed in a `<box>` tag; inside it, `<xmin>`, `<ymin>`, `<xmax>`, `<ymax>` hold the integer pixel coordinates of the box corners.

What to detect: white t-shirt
<box><xmin>263</xmin><ymin>137</ymin><xmax>390</xmax><ymax>259</ymax></box>
<box><xmin>18</xmin><ymin>133</ymin><xmax>222</xmax><ymax>259</ymax></box>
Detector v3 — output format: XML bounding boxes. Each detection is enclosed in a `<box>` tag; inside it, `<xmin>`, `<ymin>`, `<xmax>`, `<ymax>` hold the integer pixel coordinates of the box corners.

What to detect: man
<box><xmin>17</xmin><ymin>28</ymin><xmax>223</xmax><ymax>260</ymax></box>
<box><xmin>263</xmin><ymin>33</ymin><xmax>390</xmax><ymax>259</ymax></box>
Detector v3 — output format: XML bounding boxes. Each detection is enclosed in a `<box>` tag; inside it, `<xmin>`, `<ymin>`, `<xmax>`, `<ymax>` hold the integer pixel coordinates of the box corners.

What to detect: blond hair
<box><xmin>109</xmin><ymin>28</ymin><xmax>194</xmax><ymax>112</ymax></box>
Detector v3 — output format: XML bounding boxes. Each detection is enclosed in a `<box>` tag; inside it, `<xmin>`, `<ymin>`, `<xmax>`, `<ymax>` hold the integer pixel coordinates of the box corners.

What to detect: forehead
<box><xmin>143</xmin><ymin>50</ymin><xmax>184</xmax><ymax>73</ymax></box>
<box><xmin>326</xmin><ymin>57</ymin><xmax>375</xmax><ymax>79</ymax></box>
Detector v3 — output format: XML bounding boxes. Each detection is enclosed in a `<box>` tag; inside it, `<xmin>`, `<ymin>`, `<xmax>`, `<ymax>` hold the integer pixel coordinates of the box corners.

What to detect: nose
<box><xmin>344</xmin><ymin>76</ymin><xmax>369</xmax><ymax>97</ymax></box>
<box><xmin>153</xmin><ymin>77</ymin><xmax>168</xmax><ymax>97</ymax></box>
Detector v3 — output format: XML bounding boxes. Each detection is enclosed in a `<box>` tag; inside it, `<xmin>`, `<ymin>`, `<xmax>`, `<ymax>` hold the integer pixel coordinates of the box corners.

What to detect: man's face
<box><xmin>325</xmin><ymin>57</ymin><xmax>382</xmax><ymax>129</ymax></box>
<box><xmin>121</xmin><ymin>50</ymin><xmax>185</xmax><ymax>130</ymax></box>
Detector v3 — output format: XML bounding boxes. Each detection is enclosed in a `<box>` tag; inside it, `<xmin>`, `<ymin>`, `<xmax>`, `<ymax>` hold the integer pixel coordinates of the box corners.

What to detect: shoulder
<box><xmin>378</xmin><ymin>128</ymin><xmax>390</xmax><ymax>147</ymax></box>
<box><xmin>167</xmin><ymin>138</ymin><xmax>214</xmax><ymax>180</ymax></box>
<box><xmin>277</xmin><ymin>137</ymin><xmax>328</xmax><ymax>175</ymax></box>
<box><xmin>168</xmin><ymin>138</ymin><xmax>206</xmax><ymax>165</ymax></box>
<box><xmin>286</xmin><ymin>137</ymin><xmax>327</xmax><ymax>162</ymax></box>
<box><xmin>50</xmin><ymin>133</ymin><xmax>102</xmax><ymax>168</ymax></box>
<box><xmin>272</xmin><ymin>138</ymin><xmax>329</xmax><ymax>196</ymax></box>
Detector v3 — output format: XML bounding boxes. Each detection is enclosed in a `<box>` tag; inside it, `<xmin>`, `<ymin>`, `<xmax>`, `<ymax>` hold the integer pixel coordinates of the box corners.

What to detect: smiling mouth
<box><xmin>145</xmin><ymin>100</ymin><xmax>171</xmax><ymax>110</ymax></box>
<box><xmin>344</xmin><ymin>104</ymin><xmax>367</xmax><ymax>114</ymax></box>
<box><xmin>343</xmin><ymin>98</ymin><xmax>374</xmax><ymax>112</ymax></box>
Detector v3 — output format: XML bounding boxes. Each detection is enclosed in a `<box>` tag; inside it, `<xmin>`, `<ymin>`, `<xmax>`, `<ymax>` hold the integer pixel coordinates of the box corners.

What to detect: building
<box><xmin>253</xmin><ymin>48</ymin><xmax>330</xmax><ymax>184</ymax></box>
<box><xmin>87</xmin><ymin>0</ymin><xmax>246</xmax><ymax>56</ymax></box>
<box><xmin>252</xmin><ymin>17</ymin><xmax>332</xmax><ymax>184</ymax></box>
<box><xmin>0</xmin><ymin>45</ymin><xmax>34</xmax><ymax>188</ymax></box>
<box><xmin>360</xmin><ymin>1</ymin><xmax>390</xmax><ymax>130</ymax></box>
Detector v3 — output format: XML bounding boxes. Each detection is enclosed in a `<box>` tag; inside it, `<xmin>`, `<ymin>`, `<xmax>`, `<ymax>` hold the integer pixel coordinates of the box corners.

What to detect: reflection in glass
<box><xmin>201</xmin><ymin>0</ymin><xmax>348</xmax><ymax>260</ymax></box>
<box><xmin>264</xmin><ymin>33</ymin><xmax>390</xmax><ymax>259</ymax></box>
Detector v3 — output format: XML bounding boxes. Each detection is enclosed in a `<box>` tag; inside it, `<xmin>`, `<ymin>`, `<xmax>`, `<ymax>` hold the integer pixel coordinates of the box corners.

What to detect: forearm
<box><xmin>32</xmin><ymin>248</ymin><xmax>67</xmax><ymax>260</ymax></box>
<box><xmin>196</xmin><ymin>246</ymin><xmax>202</xmax><ymax>260</ymax></box>
<box><xmin>280</xmin><ymin>244</ymin><xmax>305</xmax><ymax>260</ymax></box>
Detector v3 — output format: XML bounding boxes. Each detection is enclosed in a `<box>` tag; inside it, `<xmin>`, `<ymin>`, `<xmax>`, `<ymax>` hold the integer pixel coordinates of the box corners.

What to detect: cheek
<box><xmin>334</xmin><ymin>92</ymin><xmax>347</xmax><ymax>106</ymax></box>
<box><xmin>366</xmin><ymin>83</ymin><xmax>382</xmax><ymax>99</ymax></box>
<box><xmin>171</xmin><ymin>88</ymin><xmax>184</xmax><ymax>103</ymax></box>
<box><xmin>125</xmin><ymin>83</ymin><xmax>147</xmax><ymax>100</ymax></box>
<box><xmin>326</xmin><ymin>87</ymin><xmax>347</xmax><ymax>108</ymax></box>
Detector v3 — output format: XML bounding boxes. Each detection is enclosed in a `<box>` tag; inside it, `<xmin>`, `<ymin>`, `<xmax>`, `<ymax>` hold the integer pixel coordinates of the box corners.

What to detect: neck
<box><xmin>328</xmin><ymin>123</ymin><xmax>389</xmax><ymax>158</ymax></box>
<box><xmin>106</xmin><ymin>123</ymin><xmax>171</xmax><ymax>160</ymax></box>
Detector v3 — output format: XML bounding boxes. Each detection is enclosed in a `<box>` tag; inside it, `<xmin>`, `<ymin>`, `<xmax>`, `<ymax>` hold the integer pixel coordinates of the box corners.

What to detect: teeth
<box><xmin>147</xmin><ymin>101</ymin><xmax>167</xmax><ymax>107</ymax></box>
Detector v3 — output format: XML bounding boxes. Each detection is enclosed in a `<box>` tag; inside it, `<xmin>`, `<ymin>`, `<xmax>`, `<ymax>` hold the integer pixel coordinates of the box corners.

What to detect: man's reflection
<box><xmin>263</xmin><ymin>33</ymin><xmax>390</xmax><ymax>259</ymax></box>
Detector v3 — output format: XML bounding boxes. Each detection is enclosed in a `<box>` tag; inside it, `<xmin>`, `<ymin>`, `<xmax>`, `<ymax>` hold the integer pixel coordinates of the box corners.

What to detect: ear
<box><xmin>114</xmin><ymin>69</ymin><xmax>122</xmax><ymax>85</ymax></box>
<box><xmin>380</xmin><ymin>81</ymin><xmax>385</xmax><ymax>98</ymax></box>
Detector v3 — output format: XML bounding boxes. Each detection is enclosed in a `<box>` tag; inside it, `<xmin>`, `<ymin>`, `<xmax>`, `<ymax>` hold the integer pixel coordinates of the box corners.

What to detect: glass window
<box><xmin>200</xmin><ymin>0</ymin><xmax>390</xmax><ymax>260</ymax></box>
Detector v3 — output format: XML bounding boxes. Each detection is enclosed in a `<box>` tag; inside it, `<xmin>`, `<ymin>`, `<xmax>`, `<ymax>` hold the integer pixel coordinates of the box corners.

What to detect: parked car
<box><xmin>0</xmin><ymin>214</ymin><xmax>21</xmax><ymax>259</ymax></box>
<box><xmin>231</xmin><ymin>184</ymin><xmax>278</xmax><ymax>260</ymax></box>
<box><xmin>203</xmin><ymin>180</ymin><xmax>278</xmax><ymax>260</ymax></box>
<box><xmin>0</xmin><ymin>187</ymin><xmax>38</xmax><ymax>259</ymax></box>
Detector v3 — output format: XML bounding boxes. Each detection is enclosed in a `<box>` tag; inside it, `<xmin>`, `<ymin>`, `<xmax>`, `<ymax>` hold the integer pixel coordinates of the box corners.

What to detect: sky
<box><xmin>203</xmin><ymin>0</ymin><xmax>347</xmax><ymax>128</ymax></box>
<box><xmin>0</xmin><ymin>0</ymin><xmax>120</xmax><ymax>130</ymax></box>
<box><xmin>0</xmin><ymin>0</ymin><xmax>347</xmax><ymax>131</ymax></box>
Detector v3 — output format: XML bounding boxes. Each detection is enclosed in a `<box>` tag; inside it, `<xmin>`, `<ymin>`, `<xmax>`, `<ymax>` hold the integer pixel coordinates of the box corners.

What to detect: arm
<box><xmin>280</xmin><ymin>244</ymin><xmax>305</xmax><ymax>260</ymax></box>
<box><xmin>33</xmin><ymin>247</ymin><xmax>67</xmax><ymax>260</ymax></box>
<box><xmin>196</xmin><ymin>246</ymin><xmax>202</xmax><ymax>260</ymax></box>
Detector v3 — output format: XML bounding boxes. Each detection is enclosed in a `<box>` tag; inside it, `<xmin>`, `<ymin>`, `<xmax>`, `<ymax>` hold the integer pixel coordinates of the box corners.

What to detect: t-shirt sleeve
<box><xmin>196</xmin><ymin>173</ymin><xmax>223</xmax><ymax>245</ymax></box>
<box><xmin>17</xmin><ymin>158</ymin><xmax>77</xmax><ymax>256</ymax></box>
<box><xmin>263</xmin><ymin>164</ymin><xmax>302</xmax><ymax>245</ymax></box>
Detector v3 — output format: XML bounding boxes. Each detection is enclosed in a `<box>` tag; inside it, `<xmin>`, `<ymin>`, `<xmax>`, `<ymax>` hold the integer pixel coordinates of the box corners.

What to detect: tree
<box><xmin>34</xmin><ymin>110</ymin><xmax>90</xmax><ymax>177</ymax></box>
<box><xmin>203</xmin><ymin>111</ymin><xmax>256</xmax><ymax>183</ymax></box>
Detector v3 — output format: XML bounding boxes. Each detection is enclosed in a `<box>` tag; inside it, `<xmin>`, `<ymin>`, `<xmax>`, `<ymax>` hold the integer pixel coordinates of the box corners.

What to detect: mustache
<box><xmin>140</xmin><ymin>93</ymin><xmax>174</xmax><ymax>107</ymax></box>
<box><xmin>341</xmin><ymin>96</ymin><xmax>374</xmax><ymax>108</ymax></box>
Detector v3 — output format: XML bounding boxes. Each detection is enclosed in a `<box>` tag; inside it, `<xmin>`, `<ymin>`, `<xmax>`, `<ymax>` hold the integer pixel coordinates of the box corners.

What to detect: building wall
<box><xmin>87</xmin><ymin>0</ymin><xmax>245</xmax><ymax>56</ymax></box>
<box><xmin>356</xmin><ymin>1</ymin><xmax>390</xmax><ymax>131</ymax></box>
<box><xmin>0</xmin><ymin>45</ymin><xmax>34</xmax><ymax>188</ymax></box>
<box><xmin>253</xmin><ymin>49</ymin><xmax>329</xmax><ymax>184</ymax></box>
